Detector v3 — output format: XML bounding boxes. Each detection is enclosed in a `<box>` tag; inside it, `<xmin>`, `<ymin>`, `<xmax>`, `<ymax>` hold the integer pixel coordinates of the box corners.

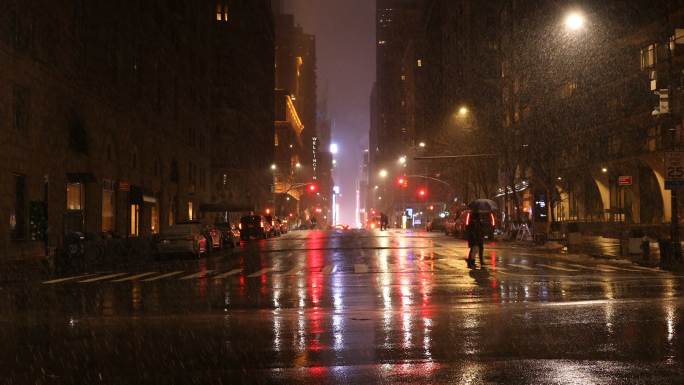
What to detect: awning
<box><xmin>200</xmin><ymin>203</ymin><xmax>254</xmax><ymax>212</ymax></box>
<box><xmin>66</xmin><ymin>172</ymin><xmax>96</xmax><ymax>183</ymax></box>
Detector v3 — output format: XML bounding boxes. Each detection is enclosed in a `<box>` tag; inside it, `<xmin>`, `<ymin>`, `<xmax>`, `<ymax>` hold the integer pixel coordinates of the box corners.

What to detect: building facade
<box><xmin>1</xmin><ymin>0</ymin><xmax>276</xmax><ymax>260</ymax></box>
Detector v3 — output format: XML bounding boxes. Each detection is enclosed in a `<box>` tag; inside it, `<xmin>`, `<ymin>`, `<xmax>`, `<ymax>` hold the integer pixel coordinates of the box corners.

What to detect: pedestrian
<box><xmin>380</xmin><ymin>213</ymin><xmax>388</xmax><ymax>231</ymax></box>
<box><xmin>466</xmin><ymin>211</ymin><xmax>486</xmax><ymax>269</ymax></box>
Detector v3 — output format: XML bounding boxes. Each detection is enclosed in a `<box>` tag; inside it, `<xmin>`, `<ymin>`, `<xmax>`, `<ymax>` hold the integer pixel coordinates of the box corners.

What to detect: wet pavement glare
<box><xmin>1</xmin><ymin>229</ymin><xmax>683</xmax><ymax>384</ymax></box>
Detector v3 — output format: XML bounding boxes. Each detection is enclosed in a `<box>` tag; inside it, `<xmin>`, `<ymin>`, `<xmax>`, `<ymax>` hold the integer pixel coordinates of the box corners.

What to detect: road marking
<box><xmin>536</xmin><ymin>264</ymin><xmax>579</xmax><ymax>272</ymax></box>
<box><xmin>283</xmin><ymin>266</ymin><xmax>302</xmax><ymax>276</ymax></box>
<box><xmin>42</xmin><ymin>274</ymin><xmax>98</xmax><ymax>285</ymax></box>
<box><xmin>213</xmin><ymin>268</ymin><xmax>243</xmax><ymax>279</ymax></box>
<box><xmin>179</xmin><ymin>270</ymin><xmax>215</xmax><ymax>280</ymax></box>
<box><xmin>595</xmin><ymin>264</ymin><xmax>653</xmax><ymax>273</ymax></box>
<box><xmin>141</xmin><ymin>271</ymin><xmax>184</xmax><ymax>282</ymax></box>
<box><xmin>624</xmin><ymin>265</ymin><xmax>665</xmax><ymax>273</ymax></box>
<box><xmin>507</xmin><ymin>263</ymin><xmax>535</xmax><ymax>271</ymax></box>
<box><xmin>111</xmin><ymin>272</ymin><xmax>158</xmax><ymax>282</ymax></box>
<box><xmin>79</xmin><ymin>273</ymin><xmax>129</xmax><ymax>283</ymax></box>
<box><xmin>354</xmin><ymin>264</ymin><xmax>369</xmax><ymax>273</ymax></box>
<box><xmin>322</xmin><ymin>264</ymin><xmax>336</xmax><ymax>274</ymax></box>
<box><xmin>564</xmin><ymin>263</ymin><xmax>617</xmax><ymax>273</ymax></box>
<box><xmin>247</xmin><ymin>267</ymin><xmax>275</xmax><ymax>278</ymax></box>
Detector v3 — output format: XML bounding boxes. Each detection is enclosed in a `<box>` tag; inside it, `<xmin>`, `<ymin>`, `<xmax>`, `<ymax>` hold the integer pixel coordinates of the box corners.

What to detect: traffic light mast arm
<box><xmin>404</xmin><ymin>175</ymin><xmax>454</xmax><ymax>191</ymax></box>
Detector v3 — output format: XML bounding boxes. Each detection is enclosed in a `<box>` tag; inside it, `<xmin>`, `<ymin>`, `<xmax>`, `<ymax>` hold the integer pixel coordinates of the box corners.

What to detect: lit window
<box><xmin>417</xmin><ymin>59</ymin><xmax>423</xmax><ymax>67</ymax></box>
<box><xmin>188</xmin><ymin>201</ymin><xmax>194</xmax><ymax>221</ymax></box>
<box><xmin>66</xmin><ymin>183</ymin><xmax>83</xmax><ymax>210</ymax></box>
<box><xmin>151</xmin><ymin>204</ymin><xmax>159</xmax><ymax>234</ymax></box>
<box><xmin>216</xmin><ymin>3</ymin><xmax>229</xmax><ymax>22</ymax></box>
<box><xmin>130</xmin><ymin>204</ymin><xmax>139</xmax><ymax>236</ymax></box>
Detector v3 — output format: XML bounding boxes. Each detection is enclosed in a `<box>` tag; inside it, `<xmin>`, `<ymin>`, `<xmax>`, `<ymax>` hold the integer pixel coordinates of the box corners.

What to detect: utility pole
<box><xmin>661</xmin><ymin>7</ymin><xmax>682</xmax><ymax>262</ymax></box>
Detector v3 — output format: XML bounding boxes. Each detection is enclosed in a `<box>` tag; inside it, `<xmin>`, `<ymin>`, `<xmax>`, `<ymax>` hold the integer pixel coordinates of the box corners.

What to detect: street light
<box><xmin>398</xmin><ymin>155</ymin><xmax>407</xmax><ymax>165</ymax></box>
<box><xmin>330</xmin><ymin>143</ymin><xmax>339</xmax><ymax>154</ymax></box>
<box><xmin>295</xmin><ymin>162</ymin><xmax>301</xmax><ymax>169</ymax></box>
<box><xmin>379</xmin><ymin>169</ymin><xmax>388</xmax><ymax>178</ymax></box>
<box><xmin>565</xmin><ymin>12</ymin><xmax>585</xmax><ymax>31</ymax></box>
<box><xmin>418</xmin><ymin>142</ymin><xmax>426</xmax><ymax>148</ymax></box>
<box><xmin>270</xmin><ymin>164</ymin><xmax>277</xmax><ymax>171</ymax></box>
<box><xmin>458</xmin><ymin>106</ymin><xmax>469</xmax><ymax>116</ymax></box>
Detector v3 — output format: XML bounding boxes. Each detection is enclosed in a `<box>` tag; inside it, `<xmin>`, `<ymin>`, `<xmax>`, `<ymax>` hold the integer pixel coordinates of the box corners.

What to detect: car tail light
<box><xmin>465</xmin><ymin>212</ymin><xmax>471</xmax><ymax>226</ymax></box>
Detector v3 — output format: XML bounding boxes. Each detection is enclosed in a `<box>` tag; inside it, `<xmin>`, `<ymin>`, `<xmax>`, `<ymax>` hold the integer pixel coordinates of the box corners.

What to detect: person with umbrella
<box><xmin>466</xmin><ymin>199</ymin><xmax>497</xmax><ymax>269</ymax></box>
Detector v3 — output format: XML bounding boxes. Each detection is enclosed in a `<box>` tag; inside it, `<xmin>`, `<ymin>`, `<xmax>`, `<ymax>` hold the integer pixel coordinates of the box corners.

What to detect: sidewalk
<box><xmin>0</xmin><ymin>257</ymin><xmax>49</xmax><ymax>284</ymax></box>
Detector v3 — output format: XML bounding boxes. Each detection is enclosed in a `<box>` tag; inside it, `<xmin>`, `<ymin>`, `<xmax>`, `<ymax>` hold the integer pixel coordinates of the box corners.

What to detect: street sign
<box><xmin>617</xmin><ymin>175</ymin><xmax>633</xmax><ymax>186</ymax></box>
<box><xmin>665</xmin><ymin>151</ymin><xmax>684</xmax><ymax>189</ymax></box>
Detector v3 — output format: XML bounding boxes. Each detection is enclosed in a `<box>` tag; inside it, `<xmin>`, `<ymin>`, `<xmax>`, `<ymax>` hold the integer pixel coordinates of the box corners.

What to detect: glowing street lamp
<box><xmin>329</xmin><ymin>143</ymin><xmax>339</xmax><ymax>155</ymax></box>
<box><xmin>565</xmin><ymin>12</ymin><xmax>585</xmax><ymax>31</ymax></box>
<box><xmin>379</xmin><ymin>169</ymin><xmax>388</xmax><ymax>178</ymax></box>
<box><xmin>458</xmin><ymin>106</ymin><xmax>469</xmax><ymax>116</ymax></box>
<box><xmin>398</xmin><ymin>155</ymin><xmax>407</xmax><ymax>165</ymax></box>
<box><xmin>270</xmin><ymin>164</ymin><xmax>277</xmax><ymax>171</ymax></box>
<box><xmin>418</xmin><ymin>142</ymin><xmax>426</xmax><ymax>148</ymax></box>
<box><xmin>295</xmin><ymin>162</ymin><xmax>302</xmax><ymax>169</ymax></box>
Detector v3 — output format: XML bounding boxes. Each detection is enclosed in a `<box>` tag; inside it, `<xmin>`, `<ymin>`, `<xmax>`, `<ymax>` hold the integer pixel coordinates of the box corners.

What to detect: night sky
<box><xmin>283</xmin><ymin>0</ymin><xmax>375</xmax><ymax>225</ymax></box>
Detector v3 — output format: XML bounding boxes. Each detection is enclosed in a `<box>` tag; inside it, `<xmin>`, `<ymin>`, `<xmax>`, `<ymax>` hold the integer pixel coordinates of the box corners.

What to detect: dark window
<box><xmin>170</xmin><ymin>160</ymin><xmax>179</xmax><ymax>183</ymax></box>
<box><xmin>13</xmin><ymin>85</ymin><xmax>29</xmax><ymax>131</ymax></box>
<box><xmin>11</xmin><ymin>174</ymin><xmax>26</xmax><ymax>240</ymax></box>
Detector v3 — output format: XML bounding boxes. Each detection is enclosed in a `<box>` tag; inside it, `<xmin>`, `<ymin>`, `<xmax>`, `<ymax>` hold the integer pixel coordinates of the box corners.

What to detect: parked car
<box><xmin>264</xmin><ymin>215</ymin><xmax>280</xmax><ymax>237</ymax></box>
<box><xmin>158</xmin><ymin>222</ymin><xmax>207</xmax><ymax>257</ymax></box>
<box><xmin>276</xmin><ymin>218</ymin><xmax>288</xmax><ymax>234</ymax></box>
<box><xmin>215</xmin><ymin>222</ymin><xmax>240</xmax><ymax>248</ymax></box>
<box><xmin>239</xmin><ymin>215</ymin><xmax>268</xmax><ymax>240</ymax></box>
<box><xmin>426</xmin><ymin>217</ymin><xmax>445</xmax><ymax>232</ymax></box>
<box><xmin>202</xmin><ymin>224</ymin><xmax>222</xmax><ymax>252</ymax></box>
<box><xmin>444</xmin><ymin>215</ymin><xmax>458</xmax><ymax>235</ymax></box>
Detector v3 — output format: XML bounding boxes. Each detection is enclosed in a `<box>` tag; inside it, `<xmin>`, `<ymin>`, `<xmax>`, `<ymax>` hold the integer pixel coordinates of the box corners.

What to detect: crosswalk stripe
<box><xmin>79</xmin><ymin>273</ymin><xmax>129</xmax><ymax>283</ymax></box>
<box><xmin>179</xmin><ymin>270</ymin><xmax>215</xmax><ymax>280</ymax></box>
<box><xmin>596</xmin><ymin>264</ymin><xmax>648</xmax><ymax>273</ymax></box>
<box><xmin>322</xmin><ymin>264</ymin><xmax>336</xmax><ymax>274</ymax></box>
<box><xmin>624</xmin><ymin>265</ymin><xmax>664</xmax><ymax>273</ymax></box>
<box><xmin>354</xmin><ymin>264</ymin><xmax>369</xmax><ymax>273</ymax></box>
<box><xmin>283</xmin><ymin>266</ymin><xmax>302</xmax><ymax>276</ymax></box>
<box><xmin>536</xmin><ymin>263</ymin><xmax>578</xmax><ymax>272</ymax></box>
<box><xmin>111</xmin><ymin>272</ymin><xmax>158</xmax><ymax>282</ymax></box>
<box><xmin>565</xmin><ymin>263</ymin><xmax>617</xmax><ymax>273</ymax></box>
<box><xmin>42</xmin><ymin>274</ymin><xmax>98</xmax><ymax>285</ymax></box>
<box><xmin>213</xmin><ymin>268</ymin><xmax>243</xmax><ymax>279</ymax></box>
<box><xmin>507</xmin><ymin>263</ymin><xmax>535</xmax><ymax>271</ymax></box>
<box><xmin>247</xmin><ymin>267</ymin><xmax>275</xmax><ymax>278</ymax></box>
<box><xmin>141</xmin><ymin>271</ymin><xmax>184</xmax><ymax>282</ymax></box>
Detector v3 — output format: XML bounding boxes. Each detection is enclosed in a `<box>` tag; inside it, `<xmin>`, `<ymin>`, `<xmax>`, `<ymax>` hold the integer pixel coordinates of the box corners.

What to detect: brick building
<box><xmin>0</xmin><ymin>1</ymin><xmax>276</xmax><ymax>260</ymax></box>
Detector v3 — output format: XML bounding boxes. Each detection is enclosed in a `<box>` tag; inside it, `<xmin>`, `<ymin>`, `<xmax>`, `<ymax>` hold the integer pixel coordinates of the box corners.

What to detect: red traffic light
<box><xmin>308</xmin><ymin>183</ymin><xmax>318</xmax><ymax>193</ymax></box>
<box><xmin>418</xmin><ymin>188</ymin><xmax>427</xmax><ymax>198</ymax></box>
<box><xmin>397</xmin><ymin>177</ymin><xmax>408</xmax><ymax>188</ymax></box>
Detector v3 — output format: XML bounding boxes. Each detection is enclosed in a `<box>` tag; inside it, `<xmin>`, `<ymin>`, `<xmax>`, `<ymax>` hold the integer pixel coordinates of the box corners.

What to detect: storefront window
<box><xmin>66</xmin><ymin>183</ymin><xmax>83</xmax><ymax>210</ymax></box>
<box><xmin>130</xmin><ymin>204</ymin><xmax>139</xmax><ymax>236</ymax></box>
<box><xmin>102</xmin><ymin>183</ymin><xmax>115</xmax><ymax>233</ymax></box>
<box><xmin>151</xmin><ymin>204</ymin><xmax>159</xmax><ymax>234</ymax></box>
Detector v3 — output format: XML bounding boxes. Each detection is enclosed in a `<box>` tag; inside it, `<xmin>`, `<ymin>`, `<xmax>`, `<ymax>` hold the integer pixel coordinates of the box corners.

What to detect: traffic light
<box><xmin>418</xmin><ymin>188</ymin><xmax>427</xmax><ymax>198</ymax></box>
<box><xmin>308</xmin><ymin>183</ymin><xmax>318</xmax><ymax>193</ymax></box>
<box><xmin>397</xmin><ymin>177</ymin><xmax>408</xmax><ymax>188</ymax></box>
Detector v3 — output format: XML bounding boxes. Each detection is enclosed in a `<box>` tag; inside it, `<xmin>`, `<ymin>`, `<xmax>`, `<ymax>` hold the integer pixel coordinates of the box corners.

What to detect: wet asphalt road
<box><xmin>1</xmin><ymin>229</ymin><xmax>683</xmax><ymax>384</ymax></box>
